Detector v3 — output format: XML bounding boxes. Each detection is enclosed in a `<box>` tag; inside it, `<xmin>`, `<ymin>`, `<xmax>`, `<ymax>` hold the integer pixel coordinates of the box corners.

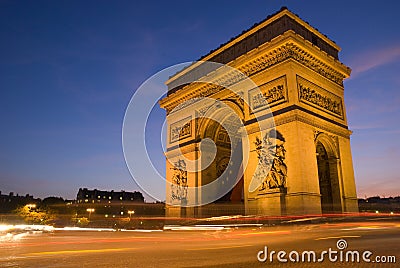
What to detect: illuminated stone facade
<box><xmin>159</xmin><ymin>7</ymin><xmax>358</xmax><ymax>217</ymax></box>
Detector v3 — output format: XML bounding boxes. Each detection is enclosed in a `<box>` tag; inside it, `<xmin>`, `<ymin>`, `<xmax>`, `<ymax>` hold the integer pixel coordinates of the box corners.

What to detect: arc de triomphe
<box><xmin>159</xmin><ymin>7</ymin><xmax>358</xmax><ymax>217</ymax></box>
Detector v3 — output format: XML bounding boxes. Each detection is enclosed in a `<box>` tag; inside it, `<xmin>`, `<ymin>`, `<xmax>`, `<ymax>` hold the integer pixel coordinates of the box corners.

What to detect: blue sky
<box><xmin>1</xmin><ymin>0</ymin><xmax>399</xmax><ymax>200</ymax></box>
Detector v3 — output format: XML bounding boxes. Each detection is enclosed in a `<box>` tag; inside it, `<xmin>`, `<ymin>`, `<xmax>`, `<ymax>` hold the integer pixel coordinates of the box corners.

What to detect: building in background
<box><xmin>0</xmin><ymin>191</ymin><xmax>40</xmax><ymax>213</ymax></box>
<box><xmin>76</xmin><ymin>188</ymin><xmax>144</xmax><ymax>204</ymax></box>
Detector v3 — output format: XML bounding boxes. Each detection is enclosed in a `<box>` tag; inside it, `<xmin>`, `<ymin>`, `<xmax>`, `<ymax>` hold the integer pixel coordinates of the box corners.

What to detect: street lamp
<box><xmin>26</xmin><ymin>204</ymin><xmax>36</xmax><ymax>210</ymax></box>
<box><xmin>128</xmin><ymin>210</ymin><xmax>135</xmax><ymax>219</ymax></box>
<box><xmin>86</xmin><ymin>208</ymin><xmax>95</xmax><ymax>220</ymax></box>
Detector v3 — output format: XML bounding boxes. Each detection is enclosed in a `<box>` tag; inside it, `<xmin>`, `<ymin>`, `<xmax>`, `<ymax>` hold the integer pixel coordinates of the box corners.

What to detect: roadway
<box><xmin>0</xmin><ymin>219</ymin><xmax>399</xmax><ymax>267</ymax></box>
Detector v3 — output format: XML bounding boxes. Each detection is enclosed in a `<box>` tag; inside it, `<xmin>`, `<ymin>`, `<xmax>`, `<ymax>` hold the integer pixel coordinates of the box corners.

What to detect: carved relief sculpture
<box><xmin>170</xmin><ymin>159</ymin><xmax>188</xmax><ymax>201</ymax></box>
<box><xmin>297</xmin><ymin>76</ymin><xmax>344</xmax><ymax>118</ymax></box>
<box><xmin>252</xmin><ymin>85</ymin><xmax>284</xmax><ymax>109</ymax></box>
<box><xmin>252</xmin><ymin>130</ymin><xmax>287</xmax><ymax>192</ymax></box>
<box><xmin>249</xmin><ymin>76</ymin><xmax>287</xmax><ymax>112</ymax></box>
<box><xmin>170</xmin><ymin>117</ymin><xmax>192</xmax><ymax>143</ymax></box>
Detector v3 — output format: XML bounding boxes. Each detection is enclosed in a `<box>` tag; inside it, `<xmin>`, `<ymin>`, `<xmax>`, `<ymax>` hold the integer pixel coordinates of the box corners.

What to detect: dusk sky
<box><xmin>1</xmin><ymin>0</ymin><xmax>399</xmax><ymax>200</ymax></box>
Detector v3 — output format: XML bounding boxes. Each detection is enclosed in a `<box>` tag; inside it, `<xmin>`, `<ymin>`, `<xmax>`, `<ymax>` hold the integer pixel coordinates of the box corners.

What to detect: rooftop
<box><xmin>166</xmin><ymin>7</ymin><xmax>341</xmax><ymax>93</ymax></box>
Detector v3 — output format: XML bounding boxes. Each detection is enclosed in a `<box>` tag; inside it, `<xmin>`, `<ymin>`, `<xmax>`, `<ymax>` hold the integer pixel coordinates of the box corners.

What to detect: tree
<box><xmin>77</xmin><ymin>217</ymin><xmax>89</xmax><ymax>226</ymax></box>
<box><xmin>42</xmin><ymin>196</ymin><xmax>64</xmax><ymax>206</ymax></box>
<box><xmin>14</xmin><ymin>205</ymin><xmax>56</xmax><ymax>225</ymax></box>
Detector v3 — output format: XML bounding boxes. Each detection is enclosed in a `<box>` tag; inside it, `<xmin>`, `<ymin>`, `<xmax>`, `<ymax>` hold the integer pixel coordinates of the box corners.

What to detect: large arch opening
<box><xmin>198</xmin><ymin>101</ymin><xmax>245</xmax><ymax>216</ymax></box>
<box><xmin>315</xmin><ymin>138</ymin><xmax>342</xmax><ymax>214</ymax></box>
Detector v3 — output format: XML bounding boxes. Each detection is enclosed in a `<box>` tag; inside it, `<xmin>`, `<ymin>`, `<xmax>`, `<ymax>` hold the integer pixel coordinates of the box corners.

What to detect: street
<box><xmin>1</xmin><ymin>219</ymin><xmax>399</xmax><ymax>267</ymax></box>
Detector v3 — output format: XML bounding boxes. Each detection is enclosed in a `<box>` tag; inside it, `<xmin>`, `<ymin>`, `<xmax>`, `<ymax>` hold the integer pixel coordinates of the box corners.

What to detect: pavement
<box><xmin>0</xmin><ymin>218</ymin><xmax>399</xmax><ymax>267</ymax></box>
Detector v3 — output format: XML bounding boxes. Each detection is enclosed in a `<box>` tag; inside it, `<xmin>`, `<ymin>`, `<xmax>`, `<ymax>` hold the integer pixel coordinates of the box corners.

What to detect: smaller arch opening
<box><xmin>316</xmin><ymin>140</ymin><xmax>342</xmax><ymax>213</ymax></box>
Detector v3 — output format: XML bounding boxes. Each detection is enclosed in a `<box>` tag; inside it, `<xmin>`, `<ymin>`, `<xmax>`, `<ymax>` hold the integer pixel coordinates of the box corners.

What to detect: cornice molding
<box><xmin>160</xmin><ymin>34</ymin><xmax>349</xmax><ymax>114</ymax></box>
<box><xmin>273</xmin><ymin>111</ymin><xmax>351</xmax><ymax>139</ymax></box>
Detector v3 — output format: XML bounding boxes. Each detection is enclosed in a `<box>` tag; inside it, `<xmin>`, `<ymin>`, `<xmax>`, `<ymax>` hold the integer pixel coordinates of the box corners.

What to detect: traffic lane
<box><xmin>0</xmin><ymin>221</ymin><xmax>399</xmax><ymax>267</ymax></box>
<box><xmin>0</xmin><ymin>225</ymin><xmax>397</xmax><ymax>263</ymax></box>
<box><xmin>181</xmin><ymin>226</ymin><xmax>400</xmax><ymax>268</ymax></box>
<box><xmin>2</xmin><ymin>236</ymin><xmax>398</xmax><ymax>268</ymax></box>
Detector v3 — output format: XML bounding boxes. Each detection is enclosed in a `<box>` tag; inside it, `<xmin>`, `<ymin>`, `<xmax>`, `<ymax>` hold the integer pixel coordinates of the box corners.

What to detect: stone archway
<box><xmin>160</xmin><ymin>8</ymin><xmax>359</xmax><ymax>217</ymax></box>
<box><xmin>197</xmin><ymin>102</ymin><xmax>245</xmax><ymax>215</ymax></box>
<box><xmin>315</xmin><ymin>134</ymin><xmax>342</xmax><ymax>213</ymax></box>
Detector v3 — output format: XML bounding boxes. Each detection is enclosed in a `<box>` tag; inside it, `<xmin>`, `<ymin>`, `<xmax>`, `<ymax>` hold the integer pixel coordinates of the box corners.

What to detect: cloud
<box><xmin>349</xmin><ymin>45</ymin><xmax>400</xmax><ymax>78</ymax></box>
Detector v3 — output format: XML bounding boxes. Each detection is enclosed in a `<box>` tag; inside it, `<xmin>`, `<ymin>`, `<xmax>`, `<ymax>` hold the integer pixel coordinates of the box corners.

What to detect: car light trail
<box><xmin>22</xmin><ymin>247</ymin><xmax>138</xmax><ymax>257</ymax></box>
<box><xmin>315</xmin><ymin>235</ymin><xmax>361</xmax><ymax>240</ymax></box>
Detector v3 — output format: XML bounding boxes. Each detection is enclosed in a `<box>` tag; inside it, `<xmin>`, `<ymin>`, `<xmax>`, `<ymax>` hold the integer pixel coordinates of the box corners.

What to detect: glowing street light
<box><xmin>86</xmin><ymin>208</ymin><xmax>95</xmax><ymax>220</ymax></box>
<box><xmin>26</xmin><ymin>204</ymin><xmax>36</xmax><ymax>210</ymax></box>
<box><xmin>128</xmin><ymin>210</ymin><xmax>135</xmax><ymax>218</ymax></box>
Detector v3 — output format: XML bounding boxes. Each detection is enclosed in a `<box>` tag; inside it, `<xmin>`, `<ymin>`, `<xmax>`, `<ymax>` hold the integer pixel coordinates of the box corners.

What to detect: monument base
<box><xmin>247</xmin><ymin>188</ymin><xmax>287</xmax><ymax>216</ymax></box>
